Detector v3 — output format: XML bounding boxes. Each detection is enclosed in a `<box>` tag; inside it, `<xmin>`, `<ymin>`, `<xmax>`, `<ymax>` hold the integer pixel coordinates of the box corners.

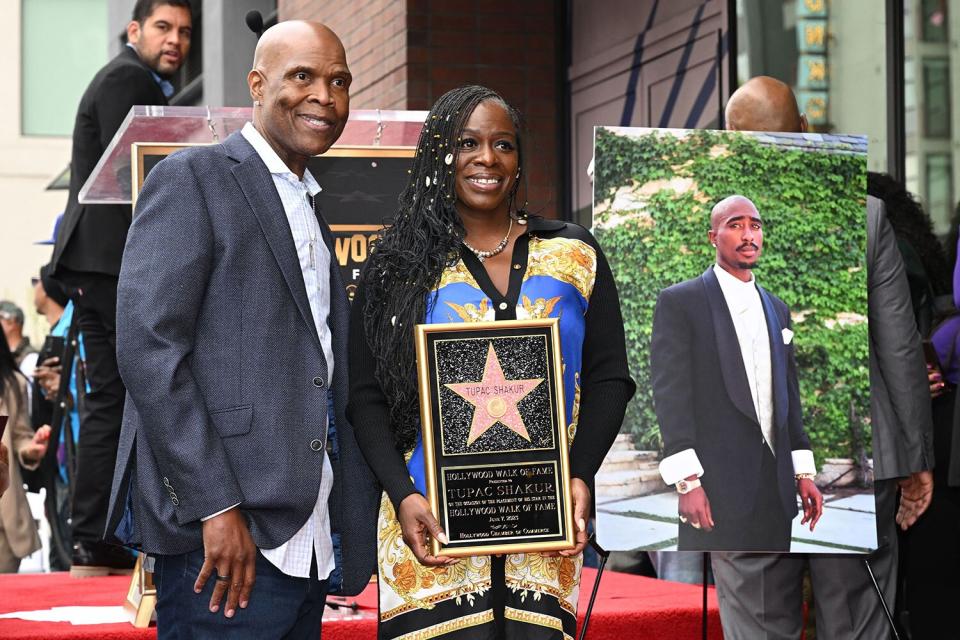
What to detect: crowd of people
<box><xmin>0</xmin><ymin>0</ymin><xmax>191</xmax><ymax>578</ymax></box>
<box><xmin>0</xmin><ymin>0</ymin><xmax>956</xmax><ymax>639</ymax></box>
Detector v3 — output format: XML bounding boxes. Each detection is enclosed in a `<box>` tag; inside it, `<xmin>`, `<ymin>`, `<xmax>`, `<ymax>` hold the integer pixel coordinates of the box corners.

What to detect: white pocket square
<box><xmin>782</xmin><ymin>328</ymin><xmax>794</xmax><ymax>344</ymax></box>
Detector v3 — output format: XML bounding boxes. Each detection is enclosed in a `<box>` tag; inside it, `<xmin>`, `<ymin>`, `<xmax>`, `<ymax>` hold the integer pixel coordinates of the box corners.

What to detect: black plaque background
<box><xmin>421</xmin><ymin>323</ymin><xmax>571</xmax><ymax>551</ymax></box>
<box><xmin>309</xmin><ymin>155</ymin><xmax>412</xmax><ymax>298</ymax></box>
<box><xmin>436</xmin><ymin>335</ymin><xmax>554</xmax><ymax>455</ymax></box>
<box><xmin>306</xmin><ymin>155</ymin><xmax>410</xmax><ymax>226</ymax></box>
<box><xmin>440</xmin><ymin>461</ymin><xmax>563</xmax><ymax>543</ymax></box>
<box><xmin>137</xmin><ymin>148</ymin><xmax>413</xmax><ymax>298</ymax></box>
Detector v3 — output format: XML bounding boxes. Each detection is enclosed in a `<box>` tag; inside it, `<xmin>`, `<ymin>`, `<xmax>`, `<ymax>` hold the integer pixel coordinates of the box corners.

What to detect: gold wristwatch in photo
<box><xmin>676</xmin><ymin>477</ymin><xmax>702</xmax><ymax>494</ymax></box>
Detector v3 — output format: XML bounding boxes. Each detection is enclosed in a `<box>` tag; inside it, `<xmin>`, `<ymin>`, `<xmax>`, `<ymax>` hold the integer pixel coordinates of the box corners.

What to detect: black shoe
<box><xmin>70</xmin><ymin>540</ymin><xmax>136</xmax><ymax>578</ymax></box>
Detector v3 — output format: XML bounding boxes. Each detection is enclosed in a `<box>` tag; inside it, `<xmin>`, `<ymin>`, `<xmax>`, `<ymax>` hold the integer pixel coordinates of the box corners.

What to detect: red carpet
<box><xmin>0</xmin><ymin>568</ymin><xmax>722</xmax><ymax>639</ymax></box>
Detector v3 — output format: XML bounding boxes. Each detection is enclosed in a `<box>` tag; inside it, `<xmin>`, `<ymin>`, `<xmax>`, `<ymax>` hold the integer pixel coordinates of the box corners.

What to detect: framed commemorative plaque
<box><xmin>415</xmin><ymin>319</ymin><xmax>575</xmax><ymax>557</ymax></box>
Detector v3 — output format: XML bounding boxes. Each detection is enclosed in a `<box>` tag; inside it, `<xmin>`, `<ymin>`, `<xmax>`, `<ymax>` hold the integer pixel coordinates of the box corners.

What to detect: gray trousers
<box><xmin>711</xmin><ymin>479</ymin><xmax>898</xmax><ymax>640</ymax></box>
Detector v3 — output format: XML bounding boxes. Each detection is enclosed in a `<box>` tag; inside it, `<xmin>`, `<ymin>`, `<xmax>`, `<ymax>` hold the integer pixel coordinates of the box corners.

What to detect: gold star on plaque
<box><xmin>445</xmin><ymin>342</ymin><xmax>544</xmax><ymax>446</ymax></box>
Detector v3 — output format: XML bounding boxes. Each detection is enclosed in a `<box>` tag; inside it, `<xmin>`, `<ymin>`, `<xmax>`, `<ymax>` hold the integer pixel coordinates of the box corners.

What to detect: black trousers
<box><xmin>679</xmin><ymin>446</ymin><xmax>792</xmax><ymax>552</ymax></box>
<box><xmin>58</xmin><ymin>269</ymin><xmax>126</xmax><ymax>544</ymax></box>
<box><xmin>902</xmin><ymin>389</ymin><xmax>960</xmax><ymax>639</ymax></box>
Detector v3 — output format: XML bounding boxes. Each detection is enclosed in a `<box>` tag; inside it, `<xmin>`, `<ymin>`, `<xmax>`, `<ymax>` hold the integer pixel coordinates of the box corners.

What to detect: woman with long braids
<box><xmin>348</xmin><ymin>85</ymin><xmax>634</xmax><ymax>638</ymax></box>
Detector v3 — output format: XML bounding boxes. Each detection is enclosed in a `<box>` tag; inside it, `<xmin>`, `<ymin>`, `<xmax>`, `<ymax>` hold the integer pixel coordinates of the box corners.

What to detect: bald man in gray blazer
<box><xmin>104</xmin><ymin>21</ymin><xmax>379</xmax><ymax>638</ymax></box>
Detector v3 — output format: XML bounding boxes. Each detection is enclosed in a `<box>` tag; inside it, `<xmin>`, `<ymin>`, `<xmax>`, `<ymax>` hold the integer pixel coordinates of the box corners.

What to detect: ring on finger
<box><xmin>215</xmin><ymin>575</ymin><xmax>231</xmax><ymax>582</ymax></box>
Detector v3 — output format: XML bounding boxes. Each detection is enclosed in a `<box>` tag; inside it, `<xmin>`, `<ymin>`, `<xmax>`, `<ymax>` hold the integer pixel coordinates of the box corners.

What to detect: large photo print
<box><xmin>592</xmin><ymin>126</ymin><xmax>876</xmax><ymax>553</ymax></box>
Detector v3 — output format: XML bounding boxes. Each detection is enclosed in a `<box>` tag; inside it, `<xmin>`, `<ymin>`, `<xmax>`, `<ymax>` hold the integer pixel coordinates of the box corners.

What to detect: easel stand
<box><xmin>701</xmin><ymin>552</ymin><xmax>709</xmax><ymax>640</ymax></box>
<box><xmin>578</xmin><ymin>535</ymin><xmax>610</xmax><ymax>640</ymax></box>
<box><xmin>865</xmin><ymin>557</ymin><xmax>900</xmax><ymax>640</ymax></box>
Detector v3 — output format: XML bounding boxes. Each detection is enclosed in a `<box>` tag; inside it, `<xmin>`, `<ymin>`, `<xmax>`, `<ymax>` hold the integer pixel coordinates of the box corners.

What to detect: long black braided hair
<box><xmin>361</xmin><ymin>85</ymin><xmax>526</xmax><ymax>453</ymax></box>
<box><xmin>868</xmin><ymin>171</ymin><xmax>951</xmax><ymax>295</ymax></box>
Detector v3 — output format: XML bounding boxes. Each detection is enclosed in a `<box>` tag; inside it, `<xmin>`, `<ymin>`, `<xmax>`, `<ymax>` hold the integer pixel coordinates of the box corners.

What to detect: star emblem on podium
<box><xmin>445</xmin><ymin>342</ymin><xmax>544</xmax><ymax>446</ymax></box>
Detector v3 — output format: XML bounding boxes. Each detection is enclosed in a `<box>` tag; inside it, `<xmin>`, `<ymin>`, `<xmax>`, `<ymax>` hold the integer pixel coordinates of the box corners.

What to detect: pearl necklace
<box><xmin>463</xmin><ymin>218</ymin><xmax>513</xmax><ymax>263</ymax></box>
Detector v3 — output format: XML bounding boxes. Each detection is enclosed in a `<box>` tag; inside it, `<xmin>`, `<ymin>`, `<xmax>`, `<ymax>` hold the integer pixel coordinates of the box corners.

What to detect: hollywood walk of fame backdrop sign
<box><xmin>415</xmin><ymin>319</ymin><xmax>575</xmax><ymax>557</ymax></box>
<box><xmin>131</xmin><ymin>143</ymin><xmax>414</xmax><ymax>300</ymax></box>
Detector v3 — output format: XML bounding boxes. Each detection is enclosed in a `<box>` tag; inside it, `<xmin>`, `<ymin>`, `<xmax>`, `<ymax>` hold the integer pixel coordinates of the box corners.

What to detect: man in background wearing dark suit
<box><xmin>651</xmin><ymin>196</ymin><xmax>823</xmax><ymax>552</ymax></box>
<box><xmin>712</xmin><ymin>76</ymin><xmax>934</xmax><ymax>639</ymax></box>
<box><xmin>105</xmin><ymin>21</ymin><xmax>378</xmax><ymax>637</ymax></box>
<box><xmin>49</xmin><ymin>0</ymin><xmax>191</xmax><ymax>576</ymax></box>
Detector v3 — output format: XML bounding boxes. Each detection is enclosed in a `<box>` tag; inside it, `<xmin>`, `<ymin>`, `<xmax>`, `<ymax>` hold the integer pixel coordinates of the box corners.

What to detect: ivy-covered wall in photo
<box><xmin>593</xmin><ymin>127</ymin><xmax>869</xmax><ymax>469</ymax></box>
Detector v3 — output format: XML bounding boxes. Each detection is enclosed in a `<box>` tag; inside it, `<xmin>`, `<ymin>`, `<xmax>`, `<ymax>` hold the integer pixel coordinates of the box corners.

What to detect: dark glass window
<box><xmin>921</xmin><ymin>0</ymin><xmax>949</xmax><ymax>41</ymax></box>
<box><xmin>926</xmin><ymin>154</ymin><xmax>954</xmax><ymax>233</ymax></box>
<box><xmin>922</xmin><ymin>58</ymin><xmax>951</xmax><ymax>138</ymax></box>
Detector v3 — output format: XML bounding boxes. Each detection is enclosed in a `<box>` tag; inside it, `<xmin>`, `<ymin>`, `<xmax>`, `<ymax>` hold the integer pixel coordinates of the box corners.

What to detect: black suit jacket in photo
<box><xmin>650</xmin><ymin>267</ymin><xmax>811</xmax><ymax>526</ymax></box>
<box><xmin>52</xmin><ymin>45</ymin><xmax>168</xmax><ymax>278</ymax></box>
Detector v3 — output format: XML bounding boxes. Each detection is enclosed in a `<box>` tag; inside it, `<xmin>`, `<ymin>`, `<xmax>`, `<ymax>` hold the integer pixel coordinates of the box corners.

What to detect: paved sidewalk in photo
<box><xmin>596</xmin><ymin>489</ymin><xmax>878</xmax><ymax>552</ymax></box>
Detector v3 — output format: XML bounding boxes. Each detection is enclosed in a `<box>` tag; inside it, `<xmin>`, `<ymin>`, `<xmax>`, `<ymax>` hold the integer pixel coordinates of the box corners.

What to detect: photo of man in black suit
<box><xmin>650</xmin><ymin>195</ymin><xmax>823</xmax><ymax>551</ymax></box>
<box><xmin>48</xmin><ymin>0</ymin><xmax>192</xmax><ymax>576</ymax></box>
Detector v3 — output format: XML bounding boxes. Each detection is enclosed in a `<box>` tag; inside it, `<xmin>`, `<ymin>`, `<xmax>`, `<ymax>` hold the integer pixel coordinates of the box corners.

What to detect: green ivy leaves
<box><xmin>595</xmin><ymin>128</ymin><xmax>869</xmax><ymax>467</ymax></box>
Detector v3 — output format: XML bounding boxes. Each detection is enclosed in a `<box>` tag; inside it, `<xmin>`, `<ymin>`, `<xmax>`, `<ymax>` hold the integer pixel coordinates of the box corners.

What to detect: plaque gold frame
<box><xmin>415</xmin><ymin>318</ymin><xmax>575</xmax><ymax>558</ymax></box>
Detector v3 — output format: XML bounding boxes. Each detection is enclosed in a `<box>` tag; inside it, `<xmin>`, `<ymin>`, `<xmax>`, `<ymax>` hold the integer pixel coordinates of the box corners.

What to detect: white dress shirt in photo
<box><xmin>201</xmin><ymin>122</ymin><xmax>336</xmax><ymax>581</ymax></box>
<box><xmin>713</xmin><ymin>264</ymin><xmax>775</xmax><ymax>452</ymax></box>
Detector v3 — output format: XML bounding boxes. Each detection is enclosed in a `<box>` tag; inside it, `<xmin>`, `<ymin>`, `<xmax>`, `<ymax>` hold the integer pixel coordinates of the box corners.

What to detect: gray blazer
<box><xmin>867</xmin><ymin>195</ymin><xmax>935</xmax><ymax>480</ymax></box>
<box><xmin>105</xmin><ymin>131</ymin><xmax>379</xmax><ymax>596</ymax></box>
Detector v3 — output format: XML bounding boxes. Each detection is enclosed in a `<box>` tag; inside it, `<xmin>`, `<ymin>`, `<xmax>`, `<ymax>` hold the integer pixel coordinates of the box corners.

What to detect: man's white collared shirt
<box><xmin>712</xmin><ymin>264</ymin><xmax>775</xmax><ymax>453</ymax></box>
<box><xmin>239</xmin><ymin>121</ymin><xmax>335</xmax><ymax>580</ymax></box>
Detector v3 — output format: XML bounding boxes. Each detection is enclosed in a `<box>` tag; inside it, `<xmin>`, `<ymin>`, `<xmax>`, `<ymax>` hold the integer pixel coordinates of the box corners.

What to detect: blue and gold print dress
<box><xmin>356</xmin><ymin>217</ymin><xmax>634</xmax><ymax>640</ymax></box>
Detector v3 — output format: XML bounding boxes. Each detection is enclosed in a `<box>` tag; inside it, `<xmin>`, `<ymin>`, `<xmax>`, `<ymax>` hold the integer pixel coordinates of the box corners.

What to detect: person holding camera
<box><xmin>31</xmin><ymin>266</ymin><xmax>84</xmax><ymax>569</ymax></box>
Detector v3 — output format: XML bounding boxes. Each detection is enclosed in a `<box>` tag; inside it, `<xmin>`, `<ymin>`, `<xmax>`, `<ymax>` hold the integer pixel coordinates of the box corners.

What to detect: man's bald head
<box><xmin>725</xmin><ymin>76</ymin><xmax>807</xmax><ymax>133</ymax></box>
<box><xmin>247</xmin><ymin>20</ymin><xmax>350</xmax><ymax>178</ymax></box>
<box><xmin>710</xmin><ymin>195</ymin><xmax>760</xmax><ymax>230</ymax></box>
<box><xmin>252</xmin><ymin>21</ymin><xmax>344</xmax><ymax>71</ymax></box>
<box><xmin>708</xmin><ymin>195</ymin><xmax>764</xmax><ymax>281</ymax></box>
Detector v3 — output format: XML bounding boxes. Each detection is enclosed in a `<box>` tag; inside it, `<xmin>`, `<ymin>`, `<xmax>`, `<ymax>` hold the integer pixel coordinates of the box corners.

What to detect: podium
<box><xmin>83</xmin><ymin>105</ymin><xmax>426</xmax><ymax>627</ymax></box>
<box><xmin>82</xmin><ymin>106</ymin><xmax>425</xmax><ymax>309</ymax></box>
<box><xmin>81</xmin><ymin>105</ymin><xmax>427</xmax><ymax>205</ymax></box>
